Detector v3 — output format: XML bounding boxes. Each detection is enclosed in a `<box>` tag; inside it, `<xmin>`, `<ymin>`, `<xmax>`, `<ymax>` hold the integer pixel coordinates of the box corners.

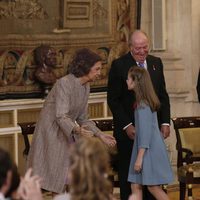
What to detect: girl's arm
<box><xmin>134</xmin><ymin>148</ymin><xmax>145</xmax><ymax>173</ymax></box>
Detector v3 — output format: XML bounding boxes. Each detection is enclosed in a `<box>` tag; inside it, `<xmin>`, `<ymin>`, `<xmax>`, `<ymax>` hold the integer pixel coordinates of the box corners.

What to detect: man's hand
<box><xmin>161</xmin><ymin>125</ymin><xmax>170</xmax><ymax>139</ymax></box>
<box><xmin>125</xmin><ymin>124</ymin><xmax>135</xmax><ymax>140</ymax></box>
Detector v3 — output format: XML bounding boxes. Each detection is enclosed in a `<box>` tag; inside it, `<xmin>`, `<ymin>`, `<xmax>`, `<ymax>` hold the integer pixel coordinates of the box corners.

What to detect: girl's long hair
<box><xmin>69</xmin><ymin>137</ymin><xmax>112</xmax><ymax>200</ymax></box>
<box><xmin>128</xmin><ymin>66</ymin><xmax>160</xmax><ymax>111</ymax></box>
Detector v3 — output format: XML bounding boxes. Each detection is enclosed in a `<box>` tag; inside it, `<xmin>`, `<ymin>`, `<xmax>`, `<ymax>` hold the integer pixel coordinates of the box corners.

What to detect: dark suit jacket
<box><xmin>107</xmin><ymin>52</ymin><xmax>170</xmax><ymax>140</ymax></box>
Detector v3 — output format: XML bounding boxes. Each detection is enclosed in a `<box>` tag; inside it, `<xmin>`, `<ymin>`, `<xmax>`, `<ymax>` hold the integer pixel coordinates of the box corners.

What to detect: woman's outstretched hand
<box><xmin>73</xmin><ymin>125</ymin><xmax>94</xmax><ymax>137</ymax></box>
<box><xmin>99</xmin><ymin>133</ymin><xmax>116</xmax><ymax>147</ymax></box>
<box><xmin>80</xmin><ymin>125</ymin><xmax>94</xmax><ymax>137</ymax></box>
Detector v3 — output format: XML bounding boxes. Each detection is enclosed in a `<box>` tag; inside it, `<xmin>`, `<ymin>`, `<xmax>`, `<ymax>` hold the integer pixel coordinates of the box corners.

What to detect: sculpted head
<box><xmin>34</xmin><ymin>45</ymin><xmax>57</xmax><ymax>68</ymax></box>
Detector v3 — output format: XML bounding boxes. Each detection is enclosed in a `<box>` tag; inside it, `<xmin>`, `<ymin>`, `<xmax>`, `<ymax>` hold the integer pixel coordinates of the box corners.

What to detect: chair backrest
<box><xmin>93</xmin><ymin>119</ymin><xmax>116</xmax><ymax>154</ymax></box>
<box><xmin>18</xmin><ymin>120</ymin><xmax>114</xmax><ymax>156</ymax></box>
<box><xmin>172</xmin><ymin>117</ymin><xmax>200</xmax><ymax>167</ymax></box>
<box><xmin>18</xmin><ymin>122</ymin><xmax>36</xmax><ymax>156</ymax></box>
<box><xmin>93</xmin><ymin>119</ymin><xmax>114</xmax><ymax>132</ymax></box>
<box><xmin>93</xmin><ymin>119</ymin><xmax>119</xmax><ymax>187</ymax></box>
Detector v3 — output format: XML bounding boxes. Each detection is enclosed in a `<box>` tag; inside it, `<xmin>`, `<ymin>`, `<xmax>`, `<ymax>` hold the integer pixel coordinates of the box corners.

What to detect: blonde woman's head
<box><xmin>69</xmin><ymin>137</ymin><xmax>112</xmax><ymax>200</ymax></box>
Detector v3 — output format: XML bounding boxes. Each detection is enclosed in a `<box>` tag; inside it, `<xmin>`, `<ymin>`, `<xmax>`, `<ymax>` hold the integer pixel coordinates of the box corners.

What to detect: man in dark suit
<box><xmin>107</xmin><ymin>30</ymin><xmax>170</xmax><ymax>200</ymax></box>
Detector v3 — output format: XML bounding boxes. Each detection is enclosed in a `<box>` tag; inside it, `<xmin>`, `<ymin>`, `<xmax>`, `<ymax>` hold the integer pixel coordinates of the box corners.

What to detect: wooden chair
<box><xmin>18</xmin><ymin>122</ymin><xmax>36</xmax><ymax>156</ymax></box>
<box><xmin>172</xmin><ymin>116</ymin><xmax>200</xmax><ymax>200</ymax></box>
<box><xmin>93</xmin><ymin>119</ymin><xmax>119</xmax><ymax>188</ymax></box>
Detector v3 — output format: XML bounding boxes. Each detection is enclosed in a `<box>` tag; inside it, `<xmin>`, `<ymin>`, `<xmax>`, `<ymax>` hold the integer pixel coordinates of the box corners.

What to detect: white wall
<box><xmin>140</xmin><ymin>0</ymin><xmax>200</xmax><ymax>185</ymax></box>
<box><xmin>141</xmin><ymin>0</ymin><xmax>200</xmax><ymax>117</ymax></box>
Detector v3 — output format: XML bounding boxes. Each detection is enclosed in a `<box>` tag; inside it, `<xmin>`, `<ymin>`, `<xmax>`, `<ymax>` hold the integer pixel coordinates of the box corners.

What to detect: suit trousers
<box><xmin>116</xmin><ymin>138</ymin><xmax>156</xmax><ymax>200</ymax></box>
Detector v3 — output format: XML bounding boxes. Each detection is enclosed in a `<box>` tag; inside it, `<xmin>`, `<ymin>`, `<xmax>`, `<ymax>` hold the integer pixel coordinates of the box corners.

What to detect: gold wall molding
<box><xmin>0</xmin><ymin>34</ymin><xmax>117</xmax><ymax>48</ymax></box>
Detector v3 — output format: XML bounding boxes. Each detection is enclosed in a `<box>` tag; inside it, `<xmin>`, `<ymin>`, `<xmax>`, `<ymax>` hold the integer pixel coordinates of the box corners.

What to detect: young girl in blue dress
<box><xmin>126</xmin><ymin>66</ymin><xmax>173</xmax><ymax>200</ymax></box>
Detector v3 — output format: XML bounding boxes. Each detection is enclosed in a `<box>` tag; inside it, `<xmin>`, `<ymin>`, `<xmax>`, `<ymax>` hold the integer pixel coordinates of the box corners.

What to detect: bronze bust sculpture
<box><xmin>34</xmin><ymin>45</ymin><xmax>57</xmax><ymax>96</ymax></box>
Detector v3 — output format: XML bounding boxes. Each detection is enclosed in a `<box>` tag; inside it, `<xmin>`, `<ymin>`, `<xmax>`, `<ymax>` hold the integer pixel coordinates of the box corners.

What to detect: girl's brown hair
<box><xmin>128</xmin><ymin>66</ymin><xmax>160</xmax><ymax>111</ymax></box>
<box><xmin>69</xmin><ymin>137</ymin><xmax>112</xmax><ymax>200</ymax></box>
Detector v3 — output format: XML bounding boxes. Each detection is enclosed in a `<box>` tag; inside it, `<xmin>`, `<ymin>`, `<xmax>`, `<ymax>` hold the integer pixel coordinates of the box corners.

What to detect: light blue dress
<box><xmin>128</xmin><ymin>104</ymin><xmax>174</xmax><ymax>185</ymax></box>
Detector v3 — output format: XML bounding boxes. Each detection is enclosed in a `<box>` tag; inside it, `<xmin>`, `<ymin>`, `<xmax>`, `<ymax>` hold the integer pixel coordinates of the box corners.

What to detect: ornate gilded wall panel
<box><xmin>61</xmin><ymin>0</ymin><xmax>94</xmax><ymax>28</ymax></box>
<box><xmin>0</xmin><ymin>135</ymin><xmax>15</xmax><ymax>161</ymax></box>
<box><xmin>0</xmin><ymin>111</ymin><xmax>13</xmax><ymax>127</ymax></box>
<box><xmin>0</xmin><ymin>0</ymin><xmax>137</xmax><ymax>98</ymax></box>
<box><xmin>107</xmin><ymin>107</ymin><xmax>113</xmax><ymax>117</ymax></box>
<box><xmin>88</xmin><ymin>102</ymin><xmax>104</xmax><ymax>118</ymax></box>
<box><xmin>0</xmin><ymin>0</ymin><xmax>48</xmax><ymax>20</ymax></box>
<box><xmin>18</xmin><ymin>108</ymin><xmax>41</xmax><ymax>123</ymax></box>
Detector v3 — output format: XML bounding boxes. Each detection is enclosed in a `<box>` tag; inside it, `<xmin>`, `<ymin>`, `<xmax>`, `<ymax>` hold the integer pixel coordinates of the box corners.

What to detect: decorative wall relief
<box><xmin>0</xmin><ymin>0</ymin><xmax>48</xmax><ymax>19</ymax></box>
<box><xmin>59</xmin><ymin>0</ymin><xmax>115</xmax><ymax>42</ymax></box>
<box><xmin>0</xmin><ymin>48</ymin><xmax>67</xmax><ymax>99</ymax></box>
<box><xmin>62</xmin><ymin>0</ymin><xmax>93</xmax><ymax>28</ymax></box>
<box><xmin>117</xmin><ymin>0</ymin><xmax>131</xmax><ymax>42</ymax></box>
<box><xmin>0</xmin><ymin>0</ymin><xmax>137</xmax><ymax>98</ymax></box>
<box><xmin>90</xmin><ymin>43</ymin><xmax>129</xmax><ymax>91</ymax></box>
<box><xmin>93</xmin><ymin>0</ymin><xmax>107</xmax><ymax>19</ymax></box>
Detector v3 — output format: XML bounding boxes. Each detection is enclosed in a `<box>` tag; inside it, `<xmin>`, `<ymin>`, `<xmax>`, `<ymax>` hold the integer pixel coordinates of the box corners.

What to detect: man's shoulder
<box><xmin>112</xmin><ymin>52</ymin><xmax>133</xmax><ymax>68</ymax></box>
<box><xmin>113</xmin><ymin>52</ymin><xmax>131</xmax><ymax>62</ymax></box>
<box><xmin>147</xmin><ymin>54</ymin><xmax>161</xmax><ymax>62</ymax></box>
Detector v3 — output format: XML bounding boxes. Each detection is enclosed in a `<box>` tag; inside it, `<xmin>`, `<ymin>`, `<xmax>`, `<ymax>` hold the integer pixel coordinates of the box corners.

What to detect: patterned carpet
<box><xmin>43</xmin><ymin>186</ymin><xmax>200</xmax><ymax>200</ymax></box>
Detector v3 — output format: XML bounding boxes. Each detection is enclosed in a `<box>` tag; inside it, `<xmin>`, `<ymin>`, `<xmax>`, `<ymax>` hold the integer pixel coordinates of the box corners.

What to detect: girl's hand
<box><xmin>99</xmin><ymin>133</ymin><xmax>116</xmax><ymax>147</ymax></box>
<box><xmin>134</xmin><ymin>148</ymin><xmax>145</xmax><ymax>173</ymax></box>
<box><xmin>134</xmin><ymin>157</ymin><xmax>143</xmax><ymax>173</ymax></box>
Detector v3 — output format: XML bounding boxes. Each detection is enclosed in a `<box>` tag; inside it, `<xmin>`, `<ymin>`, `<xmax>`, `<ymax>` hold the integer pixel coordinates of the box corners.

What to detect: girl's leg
<box><xmin>147</xmin><ymin>185</ymin><xmax>169</xmax><ymax>200</ymax></box>
<box><xmin>130</xmin><ymin>183</ymin><xmax>143</xmax><ymax>200</ymax></box>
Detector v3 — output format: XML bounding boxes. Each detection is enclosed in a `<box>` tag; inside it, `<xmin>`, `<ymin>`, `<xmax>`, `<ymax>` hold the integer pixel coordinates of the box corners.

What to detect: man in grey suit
<box><xmin>107</xmin><ymin>30</ymin><xmax>170</xmax><ymax>200</ymax></box>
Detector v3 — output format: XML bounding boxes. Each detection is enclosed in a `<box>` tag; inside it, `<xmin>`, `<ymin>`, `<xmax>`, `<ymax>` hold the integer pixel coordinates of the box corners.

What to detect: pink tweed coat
<box><xmin>27</xmin><ymin>74</ymin><xmax>101</xmax><ymax>193</ymax></box>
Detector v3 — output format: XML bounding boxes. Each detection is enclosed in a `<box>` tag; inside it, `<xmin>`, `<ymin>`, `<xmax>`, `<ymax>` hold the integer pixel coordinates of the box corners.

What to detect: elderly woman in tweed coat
<box><xmin>27</xmin><ymin>48</ymin><xmax>116</xmax><ymax>194</ymax></box>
